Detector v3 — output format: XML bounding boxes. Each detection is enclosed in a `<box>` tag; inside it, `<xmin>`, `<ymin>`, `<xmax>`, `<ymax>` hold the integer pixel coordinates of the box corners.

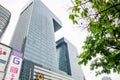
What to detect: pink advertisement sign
<box><xmin>5</xmin><ymin>50</ymin><xmax>23</xmax><ymax>80</ymax></box>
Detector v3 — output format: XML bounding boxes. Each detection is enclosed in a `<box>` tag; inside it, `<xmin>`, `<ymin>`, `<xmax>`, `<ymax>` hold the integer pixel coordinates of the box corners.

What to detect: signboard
<box><xmin>38</xmin><ymin>74</ymin><xmax>43</xmax><ymax>80</ymax></box>
<box><xmin>0</xmin><ymin>43</ymin><xmax>11</xmax><ymax>72</ymax></box>
<box><xmin>5</xmin><ymin>50</ymin><xmax>23</xmax><ymax>80</ymax></box>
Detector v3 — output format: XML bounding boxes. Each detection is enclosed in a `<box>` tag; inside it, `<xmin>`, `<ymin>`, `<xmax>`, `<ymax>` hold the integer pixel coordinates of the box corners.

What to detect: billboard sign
<box><xmin>5</xmin><ymin>50</ymin><xmax>23</xmax><ymax>80</ymax></box>
<box><xmin>0</xmin><ymin>43</ymin><xmax>11</xmax><ymax>72</ymax></box>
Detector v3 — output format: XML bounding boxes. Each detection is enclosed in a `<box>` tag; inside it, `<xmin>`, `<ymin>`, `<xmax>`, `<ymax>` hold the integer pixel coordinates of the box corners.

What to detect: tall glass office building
<box><xmin>9</xmin><ymin>0</ymin><xmax>62</xmax><ymax>80</ymax></box>
<box><xmin>56</xmin><ymin>37</ymin><xmax>85</xmax><ymax>80</ymax></box>
<box><xmin>22</xmin><ymin>0</ymin><xmax>61</xmax><ymax>71</ymax></box>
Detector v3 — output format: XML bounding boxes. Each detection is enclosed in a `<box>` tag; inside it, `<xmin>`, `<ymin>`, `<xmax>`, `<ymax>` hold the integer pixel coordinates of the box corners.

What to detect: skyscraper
<box><xmin>21</xmin><ymin>0</ymin><xmax>61</xmax><ymax>72</ymax></box>
<box><xmin>8</xmin><ymin>0</ymin><xmax>69</xmax><ymax>79</ymax></box>
<box><xmin>56</xmin><ymin>37</ymin><xmax>85</xmax><ymax>80</ymax></box>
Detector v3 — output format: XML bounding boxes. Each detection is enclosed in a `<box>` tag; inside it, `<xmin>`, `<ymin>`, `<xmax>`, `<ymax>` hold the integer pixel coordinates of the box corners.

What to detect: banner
<box><xmin>5</xmin><ymin>50</ymin><xmax>23</xmax><ymax>80</ymax></box>
<box><xmin>0</xmin><ymin>43</ymin><xmax>11</xmax><ymax>72</ymax></box>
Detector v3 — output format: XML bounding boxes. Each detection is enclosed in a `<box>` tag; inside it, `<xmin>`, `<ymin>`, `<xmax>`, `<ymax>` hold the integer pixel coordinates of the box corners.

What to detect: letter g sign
<box><xmin>13</xmin><ymin>57</ymin><xmax>20</xmax><ymax>65</ymax></box>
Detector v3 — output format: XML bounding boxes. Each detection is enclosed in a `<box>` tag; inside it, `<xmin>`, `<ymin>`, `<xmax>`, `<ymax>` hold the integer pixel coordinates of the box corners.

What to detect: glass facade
<box><xmin>15</xmin><ymin>0</ymin><xmax>62</xmax><ymax>79</ymax></box>
<box><xmin>56</xmin><ymin>39</ymin><xmax>71</xmax><ymax>75</ymax></box>
<box><xmin>0</xmin><ymin>5</ymin><xmax>11</xmax><ymax>37</ymax></box>
<box><xmin>23</xmin><ymin>0</ymin><xmax>61</xmax><ymax>71</ymax></box>
<box><xmin>20</xmin><ymin>59</ymin><xmax>34</xmax><ymax>80</ymax></box>
<box><xmin>10</xmin><ymin>2</ymin><xmax>33</xmax><ymax>51</ymax></box>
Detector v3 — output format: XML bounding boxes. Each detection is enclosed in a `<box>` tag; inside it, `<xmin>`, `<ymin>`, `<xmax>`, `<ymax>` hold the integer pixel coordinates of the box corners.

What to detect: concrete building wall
<box><xmin>66</xmin><ymin>39</ymin><xmax>85</xmax><ymax>80</ymax></box>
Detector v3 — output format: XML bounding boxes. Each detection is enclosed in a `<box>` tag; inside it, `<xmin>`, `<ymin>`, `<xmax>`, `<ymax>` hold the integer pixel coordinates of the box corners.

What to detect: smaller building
<box><xmin>56</xmin><ymin>37</ymin><xmax>85</xmax><ymax>80</ymax></box>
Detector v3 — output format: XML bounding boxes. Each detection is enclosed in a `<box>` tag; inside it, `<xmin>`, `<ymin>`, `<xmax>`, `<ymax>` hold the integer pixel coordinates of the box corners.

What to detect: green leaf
<box><xmin>69</xmin><ymin>14</ymin><xmax>74</xmax><ymax>20</ymax></box>
<box><xmin>73</xmin><ymin>20</ymin><xmax>78</xmax><ymax>24</ymax></box>
<box><xmin>72</xmin><ymin>6</ymin><xmax>80</xmax><ymax>13</ymax></box>
<box><xmin>81</xmin><ymin>8</ymin><xmax>88</xmax><ymax>17</ymax></box>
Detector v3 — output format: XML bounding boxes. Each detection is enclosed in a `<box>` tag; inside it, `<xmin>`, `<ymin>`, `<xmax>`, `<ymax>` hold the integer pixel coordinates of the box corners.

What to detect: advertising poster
<box><xmin>5</xmin><ymin>50</ymin><xmax>23</xmax><ymax>80</ymax></box>
<box><xmin>0</xmin><ymin>43</ymin><xmax>11</xmax><ymax>72</ymax></box>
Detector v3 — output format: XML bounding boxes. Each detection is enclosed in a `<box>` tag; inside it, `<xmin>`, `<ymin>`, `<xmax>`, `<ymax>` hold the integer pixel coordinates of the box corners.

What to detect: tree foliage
<box><xmin>69</xmin><ymin>0</ymin><xmax>120</xmax><ymax>75</ymax></box>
